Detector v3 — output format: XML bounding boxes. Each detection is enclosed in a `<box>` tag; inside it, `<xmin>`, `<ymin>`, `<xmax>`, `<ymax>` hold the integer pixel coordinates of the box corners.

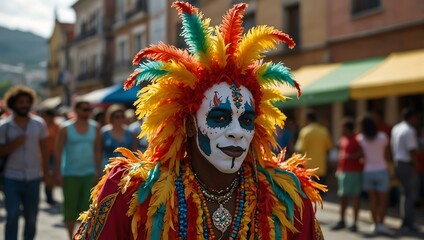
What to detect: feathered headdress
<box><xmin>124</xmin><ymin>1</ymin><xmax>301</xmax><ymax>173</ymax></box>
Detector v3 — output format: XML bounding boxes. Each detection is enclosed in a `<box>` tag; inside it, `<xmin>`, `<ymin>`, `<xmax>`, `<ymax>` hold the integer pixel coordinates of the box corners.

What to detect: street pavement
<box><xmin>0</xmin><ymin>183</ymin><xmax>423</xmax><ymax>240</ymax></box>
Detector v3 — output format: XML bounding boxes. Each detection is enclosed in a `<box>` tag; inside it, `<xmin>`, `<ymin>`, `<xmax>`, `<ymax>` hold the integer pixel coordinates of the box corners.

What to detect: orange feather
<box><xmin>220</xmin><ymin>3</ymin><xmax>247</xmax><ymax>57</ymax></box>
<box><xmin>171</xmin><ymin>1</ymin><xmax>199</xmax><ymax>16</ymax></box>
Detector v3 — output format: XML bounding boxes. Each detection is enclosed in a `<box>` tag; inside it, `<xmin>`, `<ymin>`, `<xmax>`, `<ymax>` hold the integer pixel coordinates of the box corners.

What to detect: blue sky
<box><xmin>0</xmin><ymin>0</ymin><xmax>76</xmax><ymax>38</ymax></box>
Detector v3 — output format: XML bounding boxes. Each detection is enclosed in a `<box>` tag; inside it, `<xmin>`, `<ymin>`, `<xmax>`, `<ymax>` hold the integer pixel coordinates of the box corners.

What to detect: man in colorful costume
<box><xmin>74</xmin><ymin>1</ymin><xmax>326</xmax><ymax>239</ymax></box>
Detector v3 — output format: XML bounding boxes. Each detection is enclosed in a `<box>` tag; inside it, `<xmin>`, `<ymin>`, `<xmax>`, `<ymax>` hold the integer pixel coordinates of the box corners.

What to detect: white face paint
<box><xmin>195</xmin><ymin>82</ymin><xmax>255</xmax><ymax>173</ymax></box>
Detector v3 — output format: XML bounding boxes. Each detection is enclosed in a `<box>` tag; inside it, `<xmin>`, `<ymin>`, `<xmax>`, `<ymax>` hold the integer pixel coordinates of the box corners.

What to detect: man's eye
<box><xmin>239</xmin><ymin>114</ymin><xmax>255</xmax><ymax>131</ymax></box>
<box><xmin>242</xmin><ymin>118</ymin><xmax>251</xmax><ymax>124</ymax></box>
<box><xmin>207</xmin><ymin>111</ymin><xmax>232</xmax><ymax>128</ymax></box>
<box><xmin>213</xmin><ymin>116</ymin><xmax>226</xmax><ymax>122</ymax></box>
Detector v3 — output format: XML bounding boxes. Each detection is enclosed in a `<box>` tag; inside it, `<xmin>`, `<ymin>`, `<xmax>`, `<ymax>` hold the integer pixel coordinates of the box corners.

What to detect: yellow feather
<box><xmin>148</xmin><ymin>169</ymin><xmax>176</xmax><ymax>217</ymax></box>
<box><xmin>271</xmin><ymin>172</ymin><xmax>302</xmax><ymax>207</ymax></box>
<box><xmin>259</xmin><ymin>102</ymin><xmax>286</xmax><ymax>129</ymax></box>
<box><xmin>141</xmin><ymin>102</ymin><xmax>181</xmax><ymax>138</ymax></box>
<box><xmin>262</xmin><ymin>88</ymin><xmax>287</xmax><ymax>102</ymax></box>
<box><xmin>254</xmin><ymin>62</ymin><xmax>270</xmax><ymax>84</ymax></box>
<box><xmin>161</xmin><ymin>61</ymin><xmax>197</xmax><ymax>89</ymax></box>
<box><xmin>211</xmin><ymin>26</ymin><xmax>227</xmax><ymax>68</ymax></box>
<box><xmin>236</xmin><ymin>25</ymin><xmax>283</xmax><ymax>71</ymax></box>
<box><xmin>131</xmin><ymin>210</ymin><xmax>141</xmax><ymax>240</ymax></box>
<box><xmin>273</xmin><ymin>204</ymin><xmax>298</xmax><ymax>232</ymax></box>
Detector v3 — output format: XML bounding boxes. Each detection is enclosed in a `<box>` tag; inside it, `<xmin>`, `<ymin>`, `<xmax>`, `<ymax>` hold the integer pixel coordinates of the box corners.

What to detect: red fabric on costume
<box><xmin>91</xmin><ymin>165</ymin><xmax>145</xmax><ymax>240</ymax></box>
<box><xmin>286</xmin><ymin>197</ymin><xmax>323</xmax><ymax>240</ymax></box>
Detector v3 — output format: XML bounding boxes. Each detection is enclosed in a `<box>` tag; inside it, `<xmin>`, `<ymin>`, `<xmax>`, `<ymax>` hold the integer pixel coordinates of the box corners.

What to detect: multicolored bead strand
<box><xmin>229</xmin><ymin>167</ymin><xmax>245</xmax><ymax>239</ymax></box>
<box><xmin>239</xmin><ymin>164</ymin><xmax>257</xmax><ymax>238</ymax></box>
<box><xmin>175</xmin><ymin>173</ymin><xmax>188</xmax><ymax>240</ymax></box>
<box><xmin>195</xmin><ymin>180</ymin><xmax>216</xmax><ymax>239</ymax></box>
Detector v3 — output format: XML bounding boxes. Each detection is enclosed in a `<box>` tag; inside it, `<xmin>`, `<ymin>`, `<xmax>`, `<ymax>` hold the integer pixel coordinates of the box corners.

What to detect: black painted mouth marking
<box><xmin>217</xmin><ymin>145</ymin><xmax>246</xmax><ymax>158</ymax></box>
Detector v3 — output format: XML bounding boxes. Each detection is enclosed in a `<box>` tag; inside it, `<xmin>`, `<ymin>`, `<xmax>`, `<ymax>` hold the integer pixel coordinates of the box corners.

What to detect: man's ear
<box><xmin>186</xmin><ymin>115</ymin><xmax>196</xmax><ymax>138</ymax></box>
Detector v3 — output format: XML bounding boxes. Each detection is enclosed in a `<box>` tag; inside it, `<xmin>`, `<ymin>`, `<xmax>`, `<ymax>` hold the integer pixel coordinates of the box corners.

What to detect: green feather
<box><xmin>135</xmin><ymin>61</ymin><xmax>167</xmax><ymax>85</ymax></box>
<box><xmin>258</xmin><ymin>166</ymin><xmax>295</xmax><ymax>222</ymax></box>
<box><xmin>273</xmin><ymin>215</ymin><xmax>282</xmax><ymax>239</ymax></box>
<box><xmin>137</xmin><ymin>163</ymin><xmax>161</xmax><ymax>204</ymax></box>
<box><xmin>261</xmin><ymin>62</ymin><xmax>294</xmax><ymax>87</ymax></box>
<box><xmin>150</xmin><ymin>204</ymin><xmax>165</xmax><ymax>240</ymax></box>
<box><xmin>274</xmin><ymin>168</ymin><xmax>306</xmax><ymax>198</ymax></box>
<box><xmin>180</xmin><ymin>12</ymin><xmax>207</xmax><ymax>56</ymax></box>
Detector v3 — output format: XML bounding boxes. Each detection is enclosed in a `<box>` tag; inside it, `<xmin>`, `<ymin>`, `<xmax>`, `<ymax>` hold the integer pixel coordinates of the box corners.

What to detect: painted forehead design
<box><xmin>206</xmin><ymin>84</ymin><xmax>254</xmax><ymax>111</ymax></box>
<box><xmin>231</xmin><ymin>83</ymin><xmax>243</xmax><ymax>109</ymax></box>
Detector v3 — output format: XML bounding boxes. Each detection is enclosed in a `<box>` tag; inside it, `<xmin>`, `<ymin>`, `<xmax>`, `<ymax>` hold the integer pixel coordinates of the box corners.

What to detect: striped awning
<box><xmin>350</xmin><ymin>48</ymin><xmax>424</xmax><ymax>99</ymax></box>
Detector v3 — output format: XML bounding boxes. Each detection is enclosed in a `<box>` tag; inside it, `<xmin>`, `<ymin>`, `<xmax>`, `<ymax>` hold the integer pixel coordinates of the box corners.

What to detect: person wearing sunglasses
<box><xmin>100</xmin><ymin>104</ymin><xmax>137</xmax><ymax>172</ymax></box>
<box><xmin>55</xmin><ymin>99</ymin><xmax>101</xmax><ymax>239</ymax></box>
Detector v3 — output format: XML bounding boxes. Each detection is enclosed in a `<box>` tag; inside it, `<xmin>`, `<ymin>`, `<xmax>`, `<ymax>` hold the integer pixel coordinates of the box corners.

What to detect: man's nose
<box><xmin>226</xmin><ymin>120</ymin><xmax>244</xmax><ymax>139</ymax></box>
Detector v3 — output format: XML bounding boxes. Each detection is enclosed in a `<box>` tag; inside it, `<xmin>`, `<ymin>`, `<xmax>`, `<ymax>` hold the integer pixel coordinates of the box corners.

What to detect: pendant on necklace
<box><xmin>212</xmin><ymin>204</ymin><xmax>232</xmax><ymax>234</ymax></box>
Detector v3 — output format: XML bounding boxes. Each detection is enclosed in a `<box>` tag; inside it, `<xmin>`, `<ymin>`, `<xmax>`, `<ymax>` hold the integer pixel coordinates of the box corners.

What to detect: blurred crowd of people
<box><xmin>331</xmin><ymin>109</ymin><xmax>423</xmax><ymax>236</ymax></box>
<box><xmin>0</xmin><ymin>85</ymin><xmax>148</xmax><ymax>240</ymax></box>
<box><xmin>0</xmin><ymin>84</ymin><xmax>423</xmax><ymax>239</ymax></box>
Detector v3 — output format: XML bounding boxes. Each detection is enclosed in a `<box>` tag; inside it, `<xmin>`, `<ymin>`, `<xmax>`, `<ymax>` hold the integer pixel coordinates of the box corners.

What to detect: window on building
<box><xmin>133</xmin><ymin>32</ymin><xmax>146</xmax><ymax>55</ymax></box>
<box><xmin>117</xmin><ymin>0</ymin><xmax>126</xmax><ymax>21</ymax></box>
<box><xmin>243</xmin><ymin>13</ymin><xmax>255</xmax><ymax>33</ymax></box>
<box><xmin>93</xmin><ymin>54</ymin><xmax>100</xmax><ymax>74</ymax></box>
<box><xmin>232</xmin><ymin>0</ymin><xmax>251</xmax><ymax>4</ymax></box>
<box><xmin>79</xmin><ymin>58</ymin><xmax>88</xmax><ymax>80</ymax></box>
<box><xmin>136</xmin><ymin>0</ymin><xmax>148</xmax><ymax>12</ymax></box>
<box><xmin>285</xmin><ymin>4</ymin><xmax>300</xmax><ymax>47</ymax></box>
<box><xmin>81</xmin><ymin>20</ymin><xmax>87</xmax><ymax>36</ymax></box>
<box><xmin>351</xmin><ymin>0</ymin><xmax>381</xmax><ymax>15</ymax></box>
<box><xmin>118</xmin><ymin>41</ymin><xmax>127</xmax><ymax>65</ymax></box>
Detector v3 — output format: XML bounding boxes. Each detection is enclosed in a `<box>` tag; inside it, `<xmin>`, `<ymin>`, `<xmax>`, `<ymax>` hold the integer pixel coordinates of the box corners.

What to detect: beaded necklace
<box><xmin>176</xmin><ymin>162</ymin><xmax>246</xmax><ymax>239</ymax></box>
<box><xmin>193</xmin><ymin>170</ymin><xmax>240</xmax><ymax>195</ymax></box>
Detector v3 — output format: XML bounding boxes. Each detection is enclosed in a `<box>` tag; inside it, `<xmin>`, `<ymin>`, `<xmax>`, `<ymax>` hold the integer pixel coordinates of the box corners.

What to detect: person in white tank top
<box><xmin>357</xmin><ymin>115</ymin><xmax>393</xmax><ymax>235</ymax></box>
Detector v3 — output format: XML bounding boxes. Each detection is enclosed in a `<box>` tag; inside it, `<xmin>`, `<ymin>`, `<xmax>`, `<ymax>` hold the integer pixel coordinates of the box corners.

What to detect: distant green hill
<box><xmin>0</xmin><ymin>26</ymin><xmax>47</xmax><ymax>69</ymax></box>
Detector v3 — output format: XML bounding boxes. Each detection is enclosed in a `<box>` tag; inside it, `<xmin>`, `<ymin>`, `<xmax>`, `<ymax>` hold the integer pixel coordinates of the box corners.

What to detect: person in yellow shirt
<box><xmin>295</xmin><ymin>110</ymin><xmax>333</xmax><ymax>185</ymax></box>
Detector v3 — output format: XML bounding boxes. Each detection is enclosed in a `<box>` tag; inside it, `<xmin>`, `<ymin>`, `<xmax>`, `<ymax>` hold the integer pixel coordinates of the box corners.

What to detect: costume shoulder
<box><xmin>74</xmin><ymin>148</ymin><xmax>150</xmax><ymax>240</ymax></box>
<box><xmin>257</xmin><ymin>153</ymin><xmax>326</xmax><ymax>239</ymax></box>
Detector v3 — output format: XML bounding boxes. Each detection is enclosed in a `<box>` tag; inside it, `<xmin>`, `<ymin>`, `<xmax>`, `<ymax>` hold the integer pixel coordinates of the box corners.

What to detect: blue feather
<box><xmin>273</xmin><ymin>215</ymin><xmax>282</xmax><ymax>239</ymax></box>
<box><xmin>180</xmin><ymin>12</ymin><xmax>207</xmax><ymax>56</ymax></box>
<box><xmin>258</xmin><ymin>167</ymin><xmax>295</xmax><ymax>222</ymax></box>
<box><xmin>137</xmin><ymin>163</ymin><xmax>161</xmax><ymax>204</ymax></box>
<box><xmin>135</xmin><ymin>60</ymin><xmax>167</xmax><ymax>85</ymax></box>
<box><xmin>150</xmin><ymin>204</ymin><xmax>165</xmax><ymax>240</ymax></box>
<box><xmin>261</xmin><ymin>62</ymin><xmax>294</xmax><ymax>87</ymax></box>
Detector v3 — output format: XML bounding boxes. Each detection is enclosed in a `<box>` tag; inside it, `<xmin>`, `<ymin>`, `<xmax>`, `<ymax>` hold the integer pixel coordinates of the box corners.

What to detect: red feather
<box><xmin>171</xmin><ymin>1</ymin><xmax>198</xmax><ymax>16</ymax></box>
<box><xmin>124</xmin><ymin>71</ymin><xmax>139</xmax><ymax>90</ymax></box>
<box><xmin>257</xmin><ymin>179</ymin><xmax>273</xmax><ymax>240</ymax></box>
<box><xmin>272</xmin><ymin>30</ymin><xmax>296</xmax><ymax>49</ymax></box>
<box><xmin>294</xmin><ymin>80</ymin><xmax>302</xmax><ymax>98</ymax></box>
<box><xmin>132</xmin><ymin>42</ymin><xmax>198</xmax><ymax>72</ymax></box>
<box><xmin>220</xmin><ymin>3</ymin><xmax>248</xmax><ymax>57</ymax></box>
<box><xmin>186</xmin><ymin>195</ymin><xmax>198</xmax><ymax>239</ymax></box>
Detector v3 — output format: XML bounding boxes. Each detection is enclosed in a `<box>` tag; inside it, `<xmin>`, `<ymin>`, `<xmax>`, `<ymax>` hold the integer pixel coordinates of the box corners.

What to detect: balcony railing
<box><xmin>74</xmin><ymin>28</ymin><xmax>99</xmax><ymax>42</ymax></box>
<box><xmin>77</xmin><ymin>70</ymin><xmax>101</xmax><ymax>82</ymax></box>
<box><xmin>126</xmin><ymin>0</ymin><xmax>148</xmax><ymax>20</ymax></box>
<box><xmin>114</xmin><ymin>59</ymin><xmax>133</xmax><ymax>72</ymax></box>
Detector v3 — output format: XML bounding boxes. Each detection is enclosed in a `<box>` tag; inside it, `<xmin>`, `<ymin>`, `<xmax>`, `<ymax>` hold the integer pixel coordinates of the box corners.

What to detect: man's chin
<box><xmin>215</xmin><ymin>159</ymin><xmax>243</xmax><ymax>174</ymax></box>
<box><xmin>15</xmin><ymin>110</ymin><xmax>30</xmax><ymax>117</ymax></box>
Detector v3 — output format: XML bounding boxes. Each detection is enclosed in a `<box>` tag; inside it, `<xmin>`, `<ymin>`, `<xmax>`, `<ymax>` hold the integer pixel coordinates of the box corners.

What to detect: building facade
<box><xmin>47</xmin><ymin>16</ymin><xmax>74</xmax><ymax>105</ymax></box>
<box><xmin>71</xmin><ymin>0</ymin><xmax>115</xmax><ymax>94</ymax></box>
<box><xmin>49</xmin><ymin>0</ymin><xmax>424</xmax><ymax>144</ymax></box>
